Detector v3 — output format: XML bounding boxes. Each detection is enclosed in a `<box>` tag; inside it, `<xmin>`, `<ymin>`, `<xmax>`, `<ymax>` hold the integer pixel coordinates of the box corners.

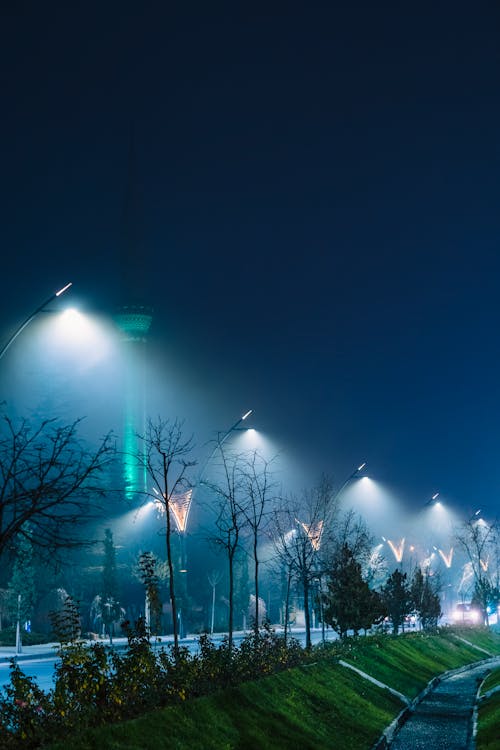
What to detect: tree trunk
<box><xmin>284</xmin><ymin>566</ymin><xmax>292</xmax><ymax>646</ymax></box>
<box><xmin>253</xmin><ymin>538</ymin><xmax>259</xmax><ymax>636</ymax></box>
<box><xmin>228</xmin><ymin>548</ymin><xmax>234</xmax><ymax>651</ymax></box>
<box><xmin>165</xmin><ymin>502</ymin><xmax>178</xmax><ymax>655</ymax></box>
<box><xmin>303</xmin><ymin>576</ymin><xmax>311</xmax><ymax>649</ymax></box>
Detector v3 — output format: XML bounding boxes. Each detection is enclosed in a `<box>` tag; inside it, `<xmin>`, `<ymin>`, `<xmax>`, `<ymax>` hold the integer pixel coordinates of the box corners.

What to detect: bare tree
<box><xmin>137</xmin><ymin>417</ymin><xmax>196</xmax><ymax>655</ymax></box>
<box><xmin>0</xmin><ymin>412</ymin><xmax>114</xmax><ymax>561</ymax></box>
<box><xmin>207</xmin><ymin>569</ymin><xmax>223</xmax><ymax>635</ymax></box>
<box><xmin>207</xmin><ymin>442</ymin><xmax>247</xmax><ymax>650</ymax></box>
<box><xmin>272</xmin><ymin>476</ymin><xmax>337</xmax><ymax>649</ymax></box>
<box><xmin>455</xmin><ymin>516</ymin><xmax>499</xmax><ymax>626</ymax></box>
<box><xmin>240</xmin><ymin>451</ymin><xmax>277</xmax><ymax>635</ymax></box>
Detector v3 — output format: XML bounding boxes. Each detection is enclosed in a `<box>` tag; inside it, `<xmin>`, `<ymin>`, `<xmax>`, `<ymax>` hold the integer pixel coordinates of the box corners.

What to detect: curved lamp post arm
<box><xmin>0</xmin><ymin>282</ymin><xmax>73</xmax><ymax>361</ymax></box>
<box><xmin>195</xmin><ymin>409</ymin><xmax>253</xmax><ymax>489</ymax></box>
<box><xmin>333</xmin><ymin>462</ymin><xmax>366</xmax><ymax>502</ymax></box>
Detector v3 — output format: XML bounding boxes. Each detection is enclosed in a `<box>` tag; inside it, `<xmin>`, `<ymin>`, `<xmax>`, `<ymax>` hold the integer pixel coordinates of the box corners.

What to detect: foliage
<box><xmin>323</xmin><ymin>543</ymin><xmax>385</xmax><ymax>637</ymax></box>
<box><xmin>7</xmin><ymin>526</ymin><xmax>36</xmax><ymax>628</ymax></box>
<box><xmin>0</xmin><ymin>628</ymin><xmax>53</xmax><ymax>646</ymax></box>
<box><xmin>0</xmin><ymin>618</ymin><xmax>308</xmax><ymax>748</ymax></box>
<box><xmin>455</xmin><ymin>518</ymin><xmax>499</xmax><ymax>626</ymax></box>
<box><xmin>89</xmin><ymin>530</ymin><xmax>123</xmax><ymax>643</ymax></box>
<box><xmin>272</xmin><ymin>476</ymin><xmax>338</xmax><ymax>649</ymax></box>
<box><xmin>381</xmin><ymin>569</ymin><xmax>412</xmax><ymax>634</ymax></box>
<box><xmin>410</xmin><ymin>567</ymin><xmax>441</xmax><ymax>631</ymax></box>
<box><xmin>0</xmin><ymin>662</ymin><xmax>53</xmax><ymax>749</ymax></box>
<box><xmin>42</xmin><ymin>628</ymin><xmax>500</xmax><ymax>750</ymax></box>
<box><xmin>137</xmin><ymin>552</ymin><xmax>163</xmax><ymax>635</ymax></box>
<box><xmin>49</xmin><ymin>595</ymin><xmax>81</xmax><ymax>644</ymax></box>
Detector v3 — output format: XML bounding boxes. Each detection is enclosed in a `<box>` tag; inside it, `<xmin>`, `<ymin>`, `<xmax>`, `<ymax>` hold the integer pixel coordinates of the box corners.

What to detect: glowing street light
<box><xmin>0</xmin><ymin>282</ymin><xmax>73</xmax><ymax>360</ymax></box>
<box><xmin>425</xmin><ymin>491</ymin><xmax>441</xmax><ymax>507</ymax></box>
<box><xmin>334</xmin><ymin>461</ymin><xmax>367</xmax><ymax>500</ymax></box>
<box><xmin>197</xmin><ymin>408</ymin><xmax>254</xmax><ymax>487</ymax></box>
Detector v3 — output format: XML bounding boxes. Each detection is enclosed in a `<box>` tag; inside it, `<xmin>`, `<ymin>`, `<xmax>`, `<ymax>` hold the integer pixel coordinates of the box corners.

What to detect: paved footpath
<box><xmin>390</xmin><ymin>660</ymin><xmax>500</xmax><ymax>750</ymax></box>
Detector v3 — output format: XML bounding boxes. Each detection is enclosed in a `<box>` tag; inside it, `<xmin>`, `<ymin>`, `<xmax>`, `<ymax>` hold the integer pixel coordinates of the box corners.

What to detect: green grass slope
<box><xmin>44</xmin><ymin>629</ymin><xmax>500</xmax><ymax>750</ymax></box>
<box><xmin>46</xmin><ymin>662</ymin><xmax>404</xmax><ymax>750</ymax></box>
<box><xmin>334</xmin><ymin>628</ymin><xmax>500</xmax><ymax>699</ymax></box>
<box><xmin>478</xmin><ymin>666</ymin><xmax>500</xmax><ymax>750</ymax></box>
<box><xmin>477</xmin><ymin>691</ymin><xmax>500</xmax><ymax>750</ymax></box>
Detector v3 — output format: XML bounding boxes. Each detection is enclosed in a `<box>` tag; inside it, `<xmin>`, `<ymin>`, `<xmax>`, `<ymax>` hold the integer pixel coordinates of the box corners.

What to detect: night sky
<box><xmin>1</xmin><ymin>3</ymin><xmax>500</xmax><ymax>519</ymax></box>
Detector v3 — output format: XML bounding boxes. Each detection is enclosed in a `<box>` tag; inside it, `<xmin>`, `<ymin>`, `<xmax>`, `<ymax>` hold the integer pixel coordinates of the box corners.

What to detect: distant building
<box><xmin>114</xmin><ymin>137</ymin><xmax>153</xmax><ymax>501</ymax></box>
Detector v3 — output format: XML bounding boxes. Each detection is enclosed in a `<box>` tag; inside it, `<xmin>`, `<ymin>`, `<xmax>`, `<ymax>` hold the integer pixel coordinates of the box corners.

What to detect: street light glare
<box><xmin>432</xmin><ymin>492</ymin><xmax>440</xmax><ymax>501</ymax></box>
<box><xmin>357</xmin><ymin>462</ymin><xmax>366</xmax><ymax>472</ymax></box>
<box><xmin>55</xmin><ymin>282</ymin><xmax>73</xmax><ymax>297</ymax></box>
<box><xmin>242</xmin><ymin>409</ymin><xmax>253</xmax><ymax>420</ymax></box>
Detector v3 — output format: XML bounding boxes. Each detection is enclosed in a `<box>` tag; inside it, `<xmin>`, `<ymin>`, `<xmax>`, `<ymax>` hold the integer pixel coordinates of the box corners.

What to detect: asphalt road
<box><xmin>0</xmin><ymin>627</ymin><xmax>338</xmax><ymax>694</ymax></box>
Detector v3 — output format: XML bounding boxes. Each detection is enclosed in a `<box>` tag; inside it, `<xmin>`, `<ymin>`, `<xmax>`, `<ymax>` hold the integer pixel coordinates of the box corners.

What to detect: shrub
<box><xmin>0</xmin><ymin>620</ymin><xmax>308</xmax><ymax>747</ymax></box>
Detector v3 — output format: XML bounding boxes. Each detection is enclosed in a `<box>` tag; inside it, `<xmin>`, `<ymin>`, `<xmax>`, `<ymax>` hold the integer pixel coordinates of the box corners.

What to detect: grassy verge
<box><xmin>477</xmin><ymin>667</ymin><xmax>500</xmax><ymax>750</ymax></box>
<box><xmin>477</xmin><ymin>692</ymin><xmax>500</xmax><ymax>750</ymax></box>
<box><xmin>46</xmin><ymin>661</ymin><xmax>404</xmax><ymax>750</ymax></box>
<box><xmin>330</xmin><ymin>628</ymin><xmax>500</xmax><ymax>699</ymax></box>
<box><xmin>44</xmin><ymin>629</ymin><xmax>500</xmax><ymax>750</ymax></box>
<box><xmin>481</xmin><ymin>667</ymin><xmax>500</xmax><ymax>695</ymax></box>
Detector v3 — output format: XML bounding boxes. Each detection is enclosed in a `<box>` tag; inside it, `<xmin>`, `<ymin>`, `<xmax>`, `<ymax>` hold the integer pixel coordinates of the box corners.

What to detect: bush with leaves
<box><xmin>0</xmin><ymin>619</ymin><xmax>309</xmax><ymax>747</ymax></box>
<box><xmin>0</xmin><ymin>662</ymin><xmax>53</xmax><ymax>749</ymax></box>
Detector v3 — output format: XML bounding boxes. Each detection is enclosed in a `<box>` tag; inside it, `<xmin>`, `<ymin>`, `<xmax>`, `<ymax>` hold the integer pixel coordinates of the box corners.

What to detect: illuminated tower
<box><xmin>114</xmin><ymin>139</ymin><xmax>153</xmax><ymax>501</ymax></box>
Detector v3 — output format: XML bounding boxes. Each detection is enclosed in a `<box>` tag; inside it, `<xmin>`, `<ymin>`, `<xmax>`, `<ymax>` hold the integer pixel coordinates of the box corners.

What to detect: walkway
<box><xmin>390</xmin><ymin>659</ymin><xmax>500</xmax><ymax>749</ymax></box>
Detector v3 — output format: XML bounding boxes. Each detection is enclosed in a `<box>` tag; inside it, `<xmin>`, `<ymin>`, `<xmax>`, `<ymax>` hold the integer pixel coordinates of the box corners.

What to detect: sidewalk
<box><xmin>0</xmin><ymin>625</ymin><xmax>331</xmax><ymax>664</ymax></box>
<box><xmin>389</xmin><ymin>658</ymin><xmax>500</xmax><ymax>750</ymax></box>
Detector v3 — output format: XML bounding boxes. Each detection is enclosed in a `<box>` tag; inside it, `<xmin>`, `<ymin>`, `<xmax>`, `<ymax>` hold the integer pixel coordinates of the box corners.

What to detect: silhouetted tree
<box><xmin>207</xmin><ymin>443</ymin><xmax>247</xmax><ymax>650</ymax></box>
<box><xmin>91</xmin><ymin>529</ymin><xmax>123</xmax><ymax>643</ymax></box>
<box><xmin>273</xmin><ymin>476</ymin><xmax>337</xmax><ymax>649</ymax></box>
<box><xmin>240</xmin><ymin>451</ymin><xmax>276</xmax><ymax>635</ymax></box>
<box><xmin>323</xmin><ymin>543</ymin><xmax>384</xmax><ymax>638</ymax></box>
<box><xmin>0</xmin><ymin>412</ymin><xmax>114</xmax><ymax>562</ymax></box>
<box><xmin>381</xmin><ymin>569</ymin><xmax>412</xmax><ymax>634</ymax></box>
<box><xmin>455</xmin><ymin>517</ymin><xmax>499</xmax><ymax>626</ymax></box>
<box><xmin>136</xmin><ymin>418</ymin><xmax>196</xmax><ymax>655</ymax></box>
<box><xmin>7</xmin><ymin>524</ymin><xmax>35</xmax><ymax>651</ymax></box>
<box><xmin>410</xmin><ymin>567</ymin><xmax>441</xmax><ymax>631</ymax></box>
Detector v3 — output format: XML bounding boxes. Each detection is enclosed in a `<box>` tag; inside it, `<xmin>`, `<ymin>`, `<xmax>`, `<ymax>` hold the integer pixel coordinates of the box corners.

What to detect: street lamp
<box><xmin>334</xmin><ymin>461</ymin><xmax>367</xmax><ymax>500</ymax></box>
<box><xmin>425</xmin><ymin>492</ymin><xmax>440</xmax><ymax>507</ymax></box>
<box><xmin>197</xmin><ymin>408</ymin><xmax>254</xmax><ymax>487</ymax></box>
<box><xmin>0</xmin><ymin>282</ymin><xmax>73</xmax><ymax>361</ymax></box>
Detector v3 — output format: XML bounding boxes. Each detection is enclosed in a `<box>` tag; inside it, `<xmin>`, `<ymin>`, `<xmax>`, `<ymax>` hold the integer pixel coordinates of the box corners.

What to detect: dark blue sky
<box><xmin>1</xmin><ymin>2</ymin><xmax>500</xmax><ymax>517</ymax></box>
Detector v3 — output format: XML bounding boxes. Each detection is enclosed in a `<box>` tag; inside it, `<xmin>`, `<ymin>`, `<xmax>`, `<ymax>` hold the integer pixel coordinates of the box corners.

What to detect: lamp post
<box><xmin>196</xmin><ymin>409</ymin><xmax>254</xmax><ymax>489</ymax></box>
<box><xmin>15</xmin><ymin>594</ymin><xmax>22</xmax><ymax>656</ymax></box>
<box><xmin>0</xmin><ymin>282</ymin><xmax>73</xmax><ymax>361</ymax></box>
<box><xmin>334</xmin><ymin>462</ymin><xmax>367</xmax><ymax>501</ymax></box>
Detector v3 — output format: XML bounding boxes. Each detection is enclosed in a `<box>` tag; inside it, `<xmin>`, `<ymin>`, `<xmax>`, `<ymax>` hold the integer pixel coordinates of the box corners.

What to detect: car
<box><xmin>450</xmin><ymin>602</ymin><xmax>482</xmax><ymax>626</ymax></box>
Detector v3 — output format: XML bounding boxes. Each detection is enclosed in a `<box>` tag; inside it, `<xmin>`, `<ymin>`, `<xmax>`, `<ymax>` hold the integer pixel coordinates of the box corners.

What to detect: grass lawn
<box><xmin>45</xmin><ymin>661</ymin><xmax>404</xmax><ymax>750</ymax></box>
<box><xmin>481</xmin><ymin>667</ymin><xmax>500</xmax><ymax>695</ymax></box>
<box><xmin>328</xmin><ymin>628</ymin><xmax>500</xmax><ymax>699</ymax></box>
<box><xmin>40</xmin><ymin>629</ymin><xmax>500</xmax><ymax>750</ymax></box>
<box><xmin>477</xmin><ymin>690</ymin><xmax>500</xmax><ymax>750</ymax></box>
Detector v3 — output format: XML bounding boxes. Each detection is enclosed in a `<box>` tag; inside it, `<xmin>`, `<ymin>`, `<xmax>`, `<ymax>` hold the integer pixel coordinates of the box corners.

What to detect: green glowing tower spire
<box><xmin>114</xmin><ymin>136</ymin><xmax>153</xmax><ymax>501</ymax></box>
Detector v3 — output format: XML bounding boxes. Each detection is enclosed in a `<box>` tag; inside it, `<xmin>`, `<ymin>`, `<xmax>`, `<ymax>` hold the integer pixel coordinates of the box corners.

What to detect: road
<box><xmin>0</xmin><ymin>627</ymin><xmax>338</xmax><ymax>694</ymax></box>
